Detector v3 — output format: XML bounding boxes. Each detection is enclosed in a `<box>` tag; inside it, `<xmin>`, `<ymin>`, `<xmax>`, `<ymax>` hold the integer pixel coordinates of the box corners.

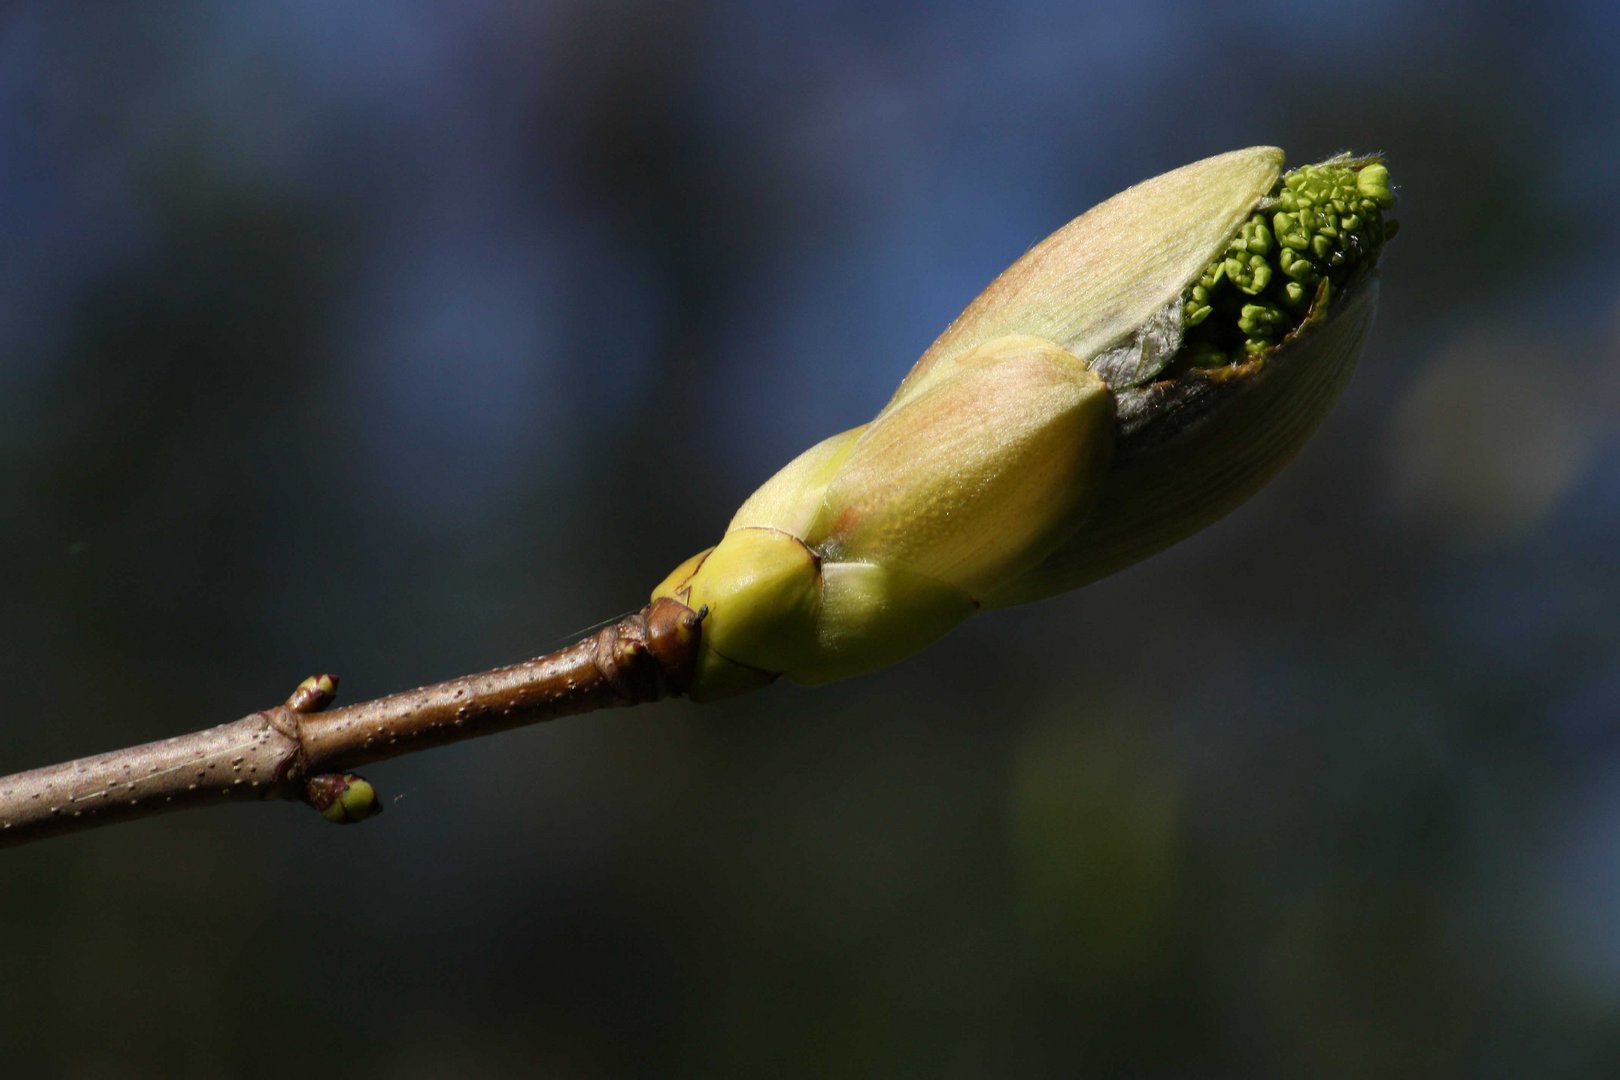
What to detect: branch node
<box><xmin>0</xmin><ymin>601</ymin><xmax>701</xmax><ymax>846</ymax></box>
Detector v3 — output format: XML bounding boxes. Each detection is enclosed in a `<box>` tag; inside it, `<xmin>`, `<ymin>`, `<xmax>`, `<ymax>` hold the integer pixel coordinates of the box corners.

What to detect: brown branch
<box><xmin>0</xmin><ymin>598</ymin><xmax>703</xmax><ymax>848</ymax></box>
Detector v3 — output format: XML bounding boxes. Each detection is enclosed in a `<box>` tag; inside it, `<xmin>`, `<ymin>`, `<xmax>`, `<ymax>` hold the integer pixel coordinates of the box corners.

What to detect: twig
<box><xmin>0</xmin><ymin>598</ymin><xmax>704</xmax><ymax>847</ymax></box>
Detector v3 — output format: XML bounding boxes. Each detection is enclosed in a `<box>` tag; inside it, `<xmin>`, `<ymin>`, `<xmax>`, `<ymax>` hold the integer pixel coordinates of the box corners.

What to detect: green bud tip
<box><xmin>1177</xmin><ymin>155</ymin><xmax>1397</xmax><ymax>369</ymax></box>
<box><xmin>306</xmin><ymin>773</ymin><xmax>383</xmax><ymax>824</ymax></box>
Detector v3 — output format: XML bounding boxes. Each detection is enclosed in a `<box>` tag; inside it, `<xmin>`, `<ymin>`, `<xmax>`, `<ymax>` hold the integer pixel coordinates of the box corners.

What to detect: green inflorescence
<box><xmin>1180</xmin><ymin>157</ymin><xmax>1397</xmax><ymax>367</ymax></box>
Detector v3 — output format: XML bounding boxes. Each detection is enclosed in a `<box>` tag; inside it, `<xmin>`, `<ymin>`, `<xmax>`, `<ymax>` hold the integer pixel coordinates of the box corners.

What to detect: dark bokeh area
<box><xmin>3</xmin><ymin>3</ymin><xmax>1618</xmax><ymax>1075</ymax></box>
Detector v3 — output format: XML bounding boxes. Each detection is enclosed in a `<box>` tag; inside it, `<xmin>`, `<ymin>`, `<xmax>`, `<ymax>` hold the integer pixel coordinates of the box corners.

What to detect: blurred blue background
<box><xmin>3</xmin><ymin>2</ymin><xmax>1618</xmax><ymax>1075</ymax></box>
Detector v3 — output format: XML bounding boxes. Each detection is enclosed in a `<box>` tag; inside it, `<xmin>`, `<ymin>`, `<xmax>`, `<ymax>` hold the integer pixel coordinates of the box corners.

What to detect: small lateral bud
<box><xmin>305</xmin><ymin>773</ymin><xmax>383</xmax><ymax>825</ymax></box>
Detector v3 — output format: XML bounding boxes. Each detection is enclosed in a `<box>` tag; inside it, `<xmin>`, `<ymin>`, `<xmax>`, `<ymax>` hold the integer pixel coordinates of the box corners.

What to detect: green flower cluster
<box><xmin>1180</xmin><ymin>157</ymin><xmax>1396</xmax><ymax>367</ymax></box>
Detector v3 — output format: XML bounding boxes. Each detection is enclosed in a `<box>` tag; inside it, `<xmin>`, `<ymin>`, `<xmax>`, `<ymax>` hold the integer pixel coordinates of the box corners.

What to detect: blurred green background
<box><xmin>3</xmin><ymin>2</ymin><xmax>1618</xmax><ymax>1076</ymax></box>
